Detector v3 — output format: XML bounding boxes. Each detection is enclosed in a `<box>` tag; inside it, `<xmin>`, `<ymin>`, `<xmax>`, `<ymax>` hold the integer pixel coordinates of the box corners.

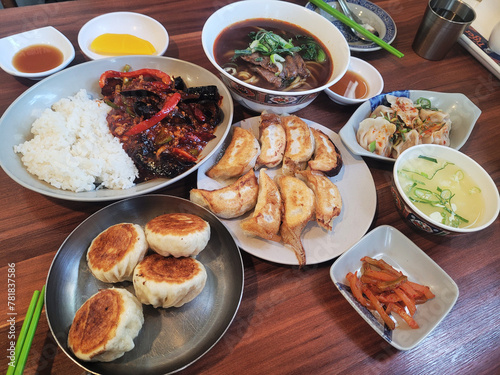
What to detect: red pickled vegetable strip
<box><xmin>390</xmin><ymin>303</ymin><xmax>420</xmax><ymax>329</ymax></box>
<box><xmin>362</xmin><ymin>286</ymin><xmax>396</xmax><ymax>330</ymax></box>
<box><xmin>346</xmin><ymin>272</ymin><xmax>373</xmax><ymax>309</ymax></box>
<box><xmin>394</xmin><ymin>287</ymin><xmax>417</xmax><ymax>316</ymax></box>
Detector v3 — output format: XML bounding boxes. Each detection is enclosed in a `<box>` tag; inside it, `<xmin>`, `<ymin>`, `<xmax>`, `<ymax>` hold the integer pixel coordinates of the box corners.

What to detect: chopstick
<box><xmin>7</xmin><ymin>285</ymin><xmax>45</xmax><ymax>375</ymax></box>
<box><xmin>309</xmin><ymin>0</ymin><xmax>404</xmax><ymax>58</ymax></box>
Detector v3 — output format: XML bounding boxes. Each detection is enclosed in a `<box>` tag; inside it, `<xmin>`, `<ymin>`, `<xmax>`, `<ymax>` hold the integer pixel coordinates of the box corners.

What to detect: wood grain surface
<box><xmin>0</xmin><ymin>1</ymin><xmax>498</xmax><ymax>374</ymax></box>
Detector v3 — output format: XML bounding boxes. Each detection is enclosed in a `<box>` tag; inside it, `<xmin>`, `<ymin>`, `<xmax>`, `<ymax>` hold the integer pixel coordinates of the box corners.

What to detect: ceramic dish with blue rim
<box><xmin>305</xmin><ymin>0</ymin><xmax>397</xmax><ymax>52</ymax></box>
<box><xmin>330</xmin><ymin>225</ymin><xmax>459</xmax><ymax>351</ymax></box>
<box><xmin>338</xmin><ymin>90</ymin><xmax>482</xmax><ymax>162</ymax></box>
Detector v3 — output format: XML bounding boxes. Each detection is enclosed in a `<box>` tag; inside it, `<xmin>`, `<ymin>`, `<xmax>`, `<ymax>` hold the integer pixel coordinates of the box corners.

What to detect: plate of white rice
<box><xmin>0</xmin><ymin>56</ymin><xmax>233</xmax><ymax>202</ymax></box>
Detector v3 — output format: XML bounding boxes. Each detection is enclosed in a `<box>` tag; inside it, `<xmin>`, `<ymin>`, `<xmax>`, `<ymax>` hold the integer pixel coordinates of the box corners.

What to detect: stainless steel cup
<box><xmin>412</xmin><ymin>0</ymin><xmax>476</xmax><ymax>60</ymax></box>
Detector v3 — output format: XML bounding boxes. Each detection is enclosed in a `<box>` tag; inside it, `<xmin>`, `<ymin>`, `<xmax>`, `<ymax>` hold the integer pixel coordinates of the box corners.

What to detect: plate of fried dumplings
<box><xmin>45</xmin><ymin>194</ymin><xmax>244</xmax><ymax>375</ymax></box>
<box><xmin>194</xmin><ymin>115</ymin><xmax>377</xmax><ymax>266</ymax></box>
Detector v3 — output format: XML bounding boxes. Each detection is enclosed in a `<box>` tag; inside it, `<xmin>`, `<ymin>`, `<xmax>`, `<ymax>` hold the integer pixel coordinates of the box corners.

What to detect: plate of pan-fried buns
<box><xmin>45</xmin><ymin>194</ymin><xmax>244</xmax><ymax>375</ymax></box>
<box><xmin>193</xmin><ymin>113</ymin><xmax>377</xmax><ymax>266</ymax></box>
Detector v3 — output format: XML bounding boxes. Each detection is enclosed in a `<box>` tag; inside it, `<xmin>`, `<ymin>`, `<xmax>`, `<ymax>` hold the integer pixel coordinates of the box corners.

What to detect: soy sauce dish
<box><xmin>392</xmin><ymin>144</ymin><xmax>499</xmax><ymax>235</ymax></box>
<box><xmin>0</xmin><ymin>26</ymin><xmax>75</xmax><ymax>80</ymax></box>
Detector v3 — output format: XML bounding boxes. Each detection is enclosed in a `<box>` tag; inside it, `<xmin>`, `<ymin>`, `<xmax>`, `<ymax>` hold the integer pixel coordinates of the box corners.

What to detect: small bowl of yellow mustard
<box><xmin>78</xmin><ymin>12</ymin><xmax>169</xmax><ymax>60</ymax></box>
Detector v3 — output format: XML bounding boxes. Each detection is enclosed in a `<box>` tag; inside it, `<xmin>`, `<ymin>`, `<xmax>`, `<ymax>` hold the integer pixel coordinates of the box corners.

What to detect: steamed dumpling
<box><xmin>357</xmin><ymin>117</ymin><xmax>396</xmax><ymax>157</ymax></box>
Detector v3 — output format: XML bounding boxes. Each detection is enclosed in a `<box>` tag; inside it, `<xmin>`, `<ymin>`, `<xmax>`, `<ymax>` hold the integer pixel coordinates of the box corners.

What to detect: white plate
<box><xmin>339</xmin><ymin>90</ymin><xmax>482</xmax><ymax>162</ymax></box>
<box><xmin>78</xmin><ymin>12</ymin><xmax>169</xmax><ymax>60</ymax></box>
<box><xmin>330</xmin><ymin>225</ymin><xmax>459</xmax><ymax>350</ymax></box>
<box><xmin>306</xmin><ymin>0</ymin><xmax>397</xmax><ymax>52</ymax></box>
<box><xmin>0</xmin><ymin>56</ymin><xmax>233</xmax><ymax>202</ymax></box>
<box><xmin>46</xmin><ymin>194</ymin><xmax>244</xmax><ymax>375</ymax></box>
<box><xmin>196</xmin><ymin>117</ymin><xmax>377</xmax><ymax>266</ymax></box>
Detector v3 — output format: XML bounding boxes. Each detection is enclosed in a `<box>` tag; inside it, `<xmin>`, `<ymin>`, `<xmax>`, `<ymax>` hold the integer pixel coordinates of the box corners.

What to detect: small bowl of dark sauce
<box><xmin>324</xmin><ymin>57</ymin><xmax>383</xmax><ymax>106</ymax></box>
<box><xmin>0</xmin><ymin>26</ymin><xmax>75</xmax><ymax>80</ymax></box>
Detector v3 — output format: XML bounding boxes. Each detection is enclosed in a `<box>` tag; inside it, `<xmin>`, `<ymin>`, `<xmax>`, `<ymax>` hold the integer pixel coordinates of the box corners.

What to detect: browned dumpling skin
<box><xmin>240</xmin><ymin>169</ymin><xmax>282</xmax><ymax>242</ymax></box>
<box><xmin>275</xmin><ymin>175</ymin><xmax>315</xmax><ymax>266</ymax></box>
<box><xmin>255</xmin><ymin>113</ymin><xmax>286</xmax><ymax>169</ymax></box>
<box><xmin>68</xmin><ymin>288</ymin><xmax>144</xmax><ymax>362</ymax></box>
<box><xmin>133</xmin><ymin>254</ymin><xmax>207</xmax><ymax>308</ymax></box>
<box><xmin>190</xmin><ymin>169</ymin><xmax>259</xmax><ymax>219</ymax></box>
<box><xmin>308</xmin><ymin>128</ymin><xmax>343</xmax><ymax>177</ymax></box>
<box><xmin>206</xmin><ymin>126</ymin><xmax>260</xmax><ymax>180</ymax></box>
<box><xmin>297</xmin><ymin>170</ymin><xmax>342</xmax><ymax>231</ymax></box>
<box><xmin>281</xmin><ymin>115</ymin><xmax>315</xmax><ymax>176</ymax></box>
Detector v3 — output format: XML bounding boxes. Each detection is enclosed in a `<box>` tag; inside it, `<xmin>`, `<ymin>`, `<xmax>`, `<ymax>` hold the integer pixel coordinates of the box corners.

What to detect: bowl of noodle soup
<box><xmin>202</xmin><ymin>0</ymin><xmax>350</xmax><ymax>113</ymax></box>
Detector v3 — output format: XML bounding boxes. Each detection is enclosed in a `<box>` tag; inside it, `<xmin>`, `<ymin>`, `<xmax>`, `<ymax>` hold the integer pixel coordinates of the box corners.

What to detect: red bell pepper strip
<box><xmin>99</xmin><ymin>68</ymin><xmax>172</xmax><ymax>88</ymax></box>
<box><xmin>125</xmin><ymin>92</ymin><xmax>181</xmax><ymax>136</ymax></box>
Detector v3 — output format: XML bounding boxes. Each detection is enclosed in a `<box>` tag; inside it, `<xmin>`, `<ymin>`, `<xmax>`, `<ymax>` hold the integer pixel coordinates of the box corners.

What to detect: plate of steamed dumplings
<box><xmin>45</xmin><ymin>194</ymin><xmax>244</xmax><ymax>375</ymax></box>
<box><xmin>339</xmin><ymin>90</ymin><xmax>482</xmax><ymax>162</ymax></box>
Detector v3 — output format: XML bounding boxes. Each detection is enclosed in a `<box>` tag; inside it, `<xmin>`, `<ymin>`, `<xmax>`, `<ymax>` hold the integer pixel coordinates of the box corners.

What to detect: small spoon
<box><xmin>337</xmin><ymin>0</ymin><xmax>379</xmax><ymax>42</ymax></box>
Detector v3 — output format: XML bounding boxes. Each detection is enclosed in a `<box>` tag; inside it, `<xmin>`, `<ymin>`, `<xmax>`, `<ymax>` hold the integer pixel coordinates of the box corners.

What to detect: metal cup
<box><xmin>412</xmin><ymin>0</ymin><xmax>476</xmax><ymax>60</ymax></box>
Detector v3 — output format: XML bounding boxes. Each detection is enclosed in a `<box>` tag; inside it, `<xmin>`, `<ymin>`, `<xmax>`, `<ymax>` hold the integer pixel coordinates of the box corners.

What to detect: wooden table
<box><xmin>1</xmin><ymin>1</ymin><xmax>498</xmax><ymax>374</ymax></box>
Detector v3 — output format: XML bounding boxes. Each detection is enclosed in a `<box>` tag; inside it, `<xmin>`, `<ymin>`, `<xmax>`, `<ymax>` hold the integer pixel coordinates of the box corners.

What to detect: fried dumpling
<box><xmin>308</xmin><ymin>128</ymin><xmax>343</xmax><ymax>177</ymax></box>
<box><xmin>68</xmin><ymin>288</ymin><xmax>144</xmax><ymax>362</ymax></box>
<box><xmin>87</xmin><ymin>223</ymin><xmax>148</xmax><ymax>283</ymax></box>
<box><xmin>190</xmin><ymin>169</ymin><xmax>259</xmax><ymax>219</ymax></box>
<box><xmin>206</xmin><ymin>126</ymin><xmax>260</xmax><ymax>180</ymax></box>
<box><xmin>255</xmin><ymin>113</ymin><xmax>286</xmax><ymax>169</ymax></box>
<box><xmin>275</xmin><ymin>175</ymin><xmax>315</xmax><ymax>266</ymax></box>
<box><xmin>297</xmin><ymin>170</ymin><xmax>342</xmax><ymax>231</ymax></box>
<box><xmin>281</xmin><ymin>115</ymin><xmax>315</xmax><ymax>176</ymax></box>
<box><xmin>133</xmin><ymin>254</ymin><xmax>207</xmax><ymax>308</ymax></box>
<box><xmin>240</xmin><ymin>169</ymin><xmax>282</xmax><ymax>242</ymax></box>
<box><xmin>145</xmin><ymin>213</ymin><xmax>210</xmax><ymax>257</ymax></box>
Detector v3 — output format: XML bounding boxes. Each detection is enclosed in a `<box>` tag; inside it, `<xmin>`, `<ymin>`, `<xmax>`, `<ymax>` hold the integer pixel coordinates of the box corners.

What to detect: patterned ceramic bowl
<box><xmin>392</xmin><ymin>144</ymin><xmax>499</xmax><ymax>235</ymax></box>
<box><xmin>201</xmin><ymin>0</ymin><xmax>350</xmax><ymax>114</ymax></box>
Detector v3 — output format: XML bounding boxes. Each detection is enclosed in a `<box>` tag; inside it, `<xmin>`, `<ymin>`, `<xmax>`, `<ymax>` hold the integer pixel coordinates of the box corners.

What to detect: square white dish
<box><xmin>338</xmin><ymin>90</ymin><xmax>481</xmax><ymax>162</ymax></box>
<box><xmin>330</xmin><ymin>225</ymin><xmax>459</xmax><ymax>350</ymax></box>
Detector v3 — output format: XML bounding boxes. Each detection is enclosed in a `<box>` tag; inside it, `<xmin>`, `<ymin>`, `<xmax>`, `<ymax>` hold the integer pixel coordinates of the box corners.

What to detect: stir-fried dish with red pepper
<box><xmin>99</xmin><ymin>68</ymin><xmax>224</xmax><ymax>181</ymax></box>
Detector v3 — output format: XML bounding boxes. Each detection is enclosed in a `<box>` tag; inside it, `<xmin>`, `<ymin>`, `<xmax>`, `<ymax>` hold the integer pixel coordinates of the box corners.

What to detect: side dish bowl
<box><xmin>0</xmin><ymin>26</ymin><xmax>75</xmax><ymax>80</ymax></box>
<box><xmin>0</xmin><ymin>56</ymin><xmax>233</xmax><ymax>202</ymax></box>
<box><xmin>338</xmin><ymin>90</ymin><xmax>482</xmax><ymax>162</ymax></box>
<box><xmin>330</xmin><ymin>225</ymin><xmax>459</xmax><ymax>350</ymax></box>
<box><xmin>201</xmin><ymin>0</ymin><xmax>350</xmax><ymax>113</ymax></box>
<box><xmin>324</xmin><ymin>57</ymin><xmax>384</xmax><ymax>105</ymax></box>
<box><xmin>392</xmin><ymin>144</ymin><xmax>499</xmax><ymax>235</ymax></box>
<box><xmin>78</xmin><ymin>12</ymin><xmax>169</xmax><ymax>60</ymax></box>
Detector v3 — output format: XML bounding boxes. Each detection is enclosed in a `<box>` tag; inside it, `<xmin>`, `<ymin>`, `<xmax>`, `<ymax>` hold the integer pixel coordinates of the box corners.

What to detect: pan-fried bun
<box><xmin>145</xmin><ymin>213</ymin><xmax>210</xmax><ymax>257</ymax></box>
<box><xmin>68</xmin><ymin>288</ymin><xmax>144</xmax><ymax>362</ymax></box>
<box><xmin>133</xmin><ymin>254</ymin><xmax>207</xmax><ymax>308</ymax></box>
<box><xmin>87</xmin><ymin>223</ymin><xmax>148</xmax><ymax>283</ymax></box>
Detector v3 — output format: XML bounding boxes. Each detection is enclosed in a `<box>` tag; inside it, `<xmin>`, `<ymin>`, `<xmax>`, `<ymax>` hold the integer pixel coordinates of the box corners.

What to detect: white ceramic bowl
<box><xmin>339</xmin><ymin>90</ymin><xmax>482</xmax><ymax>162</ymax></box>
<box><xmin>0</xmin><ymin>26</ymin><xmax>75</xmax><ymax>80</ymax></box>
<box><xmin>330</xmin><ymin>225</ymin><xmax>459</xmax><ymax>350</ymax></box>
<box><xmin>202</xmin><ymin>0</ymin><xmax>350</xmax><ymax>114</ymax></box>
<box><xmin>324</xmin><ymin>57</ymin><xmax>384</xmax><ymax>105</ymax></box>
<box><xmin>78</xmin><ymin>12</ymin><xmax>169</xmax><ymax>60</ymax></box>
<box><xmin>392</xmin><ymin>144</ymin><xmax>499</xmax><ymax>235</ymax></box>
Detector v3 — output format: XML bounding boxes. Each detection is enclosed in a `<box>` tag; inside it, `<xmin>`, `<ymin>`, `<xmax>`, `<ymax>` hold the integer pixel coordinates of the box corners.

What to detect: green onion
<box><xmin>369</xmin><ymin>140</ymin><xmax>376</xmax><ymax>152</ymax></box>
<box><xmin>418</xmin><ymin>155</ymin><xmax>438</xmax><ymax>163</ymax></box>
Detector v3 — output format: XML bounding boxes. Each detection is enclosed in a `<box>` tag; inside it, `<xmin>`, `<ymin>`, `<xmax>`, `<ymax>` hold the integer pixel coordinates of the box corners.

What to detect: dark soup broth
<box><xmin>214</xmin><ymin>18</ymin><xmax>333</xmax><ymax>92</ymax></box>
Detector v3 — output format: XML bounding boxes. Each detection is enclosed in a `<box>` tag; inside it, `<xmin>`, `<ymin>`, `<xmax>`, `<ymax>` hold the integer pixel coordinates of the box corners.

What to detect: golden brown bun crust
<box><xmin>135</xmin><ymin>254</ymin><xmax>204</xmax><ymax>284</ymax></box>
<box><xmin>87</xmin><ymin>223</ymin><xmax>142</xmax><ymax>272</ymax></box>
<box><xmin>146</xmin><ymin>213</ymin><xmax>206</xmax><ymax>239</ymax></box>
<box><xmin>68</xmin><ymin>289</ymin><xmax>122</xmax><ymax>356</ymax></box>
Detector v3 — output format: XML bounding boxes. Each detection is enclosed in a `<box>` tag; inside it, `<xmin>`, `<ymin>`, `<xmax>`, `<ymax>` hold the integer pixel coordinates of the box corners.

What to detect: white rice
<box><xmin>14</xmin><ymin>89</ymin><xmax>138</xmax><ymax>192</ymax></box>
